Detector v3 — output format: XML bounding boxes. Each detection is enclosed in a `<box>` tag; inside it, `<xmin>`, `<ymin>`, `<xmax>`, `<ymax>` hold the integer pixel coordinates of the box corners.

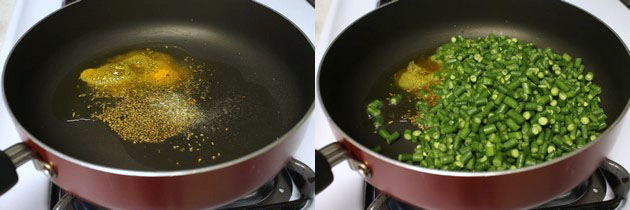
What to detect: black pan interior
<box><xmin>319</xmin><ymin>0</ymin><xmax>630</xmax><ymax>160</ymax></box>
<box><xmin>4</xmin><ymin>0</ymin><xmax>313</xmax><ymax>171</ymax></box>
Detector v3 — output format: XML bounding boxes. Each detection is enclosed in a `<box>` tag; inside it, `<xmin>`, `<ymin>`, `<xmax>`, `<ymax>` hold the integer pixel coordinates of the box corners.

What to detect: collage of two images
<box><xmin>1</xmin><ymin>0</ymin><xmax>630</xmax><ymax>209</ymax></box>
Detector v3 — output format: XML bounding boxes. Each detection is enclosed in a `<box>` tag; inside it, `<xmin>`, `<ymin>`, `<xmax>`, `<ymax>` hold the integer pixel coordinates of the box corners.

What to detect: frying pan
<box><xmin>0</xmin><ymin>0</ymin><xmax>313</xmax><ymax>209</ymax></box>
<box><xmin>316</xmin><ymin>0</ymin><xmax>630</xmax><ymax>209</ymax></box>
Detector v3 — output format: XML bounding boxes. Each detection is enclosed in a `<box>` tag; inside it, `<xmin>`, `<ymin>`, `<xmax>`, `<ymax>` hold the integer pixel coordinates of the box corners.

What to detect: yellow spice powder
<box><xmin>79</xmin><ymin>48</ymin><xmax>208</xmax><ymax>143</ymax></box>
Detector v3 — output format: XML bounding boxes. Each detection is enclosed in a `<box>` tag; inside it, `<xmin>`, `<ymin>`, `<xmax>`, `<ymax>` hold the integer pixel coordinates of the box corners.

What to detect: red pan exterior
<box><xmin>328</xmin><ymin>119</ymin><xmax>622</xmax><ymax>210</ymax></box>
<box><xmin>18</xmin><ymin>121</ymin><xmax>307</xmax><ymax>210</ymax></box>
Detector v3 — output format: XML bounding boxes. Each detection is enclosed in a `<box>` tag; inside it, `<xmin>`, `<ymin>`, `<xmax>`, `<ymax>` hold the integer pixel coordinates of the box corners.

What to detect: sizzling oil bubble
<box><xmin>78</xmin><ymin>48</ymin><xmax>208</xmax><ymax>143</ymax></box>
<box><xmin>79</xmin><ymin>49</ymin><xmax>192</xmax><ymax>97</ymax></box>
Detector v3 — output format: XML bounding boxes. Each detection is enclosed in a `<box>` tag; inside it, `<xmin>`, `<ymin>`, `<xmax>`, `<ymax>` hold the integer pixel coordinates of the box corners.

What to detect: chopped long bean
<box><xmin>366</xmin><ymin>34</ymin><xmax>607</xmax><ymax>172</ymax></box>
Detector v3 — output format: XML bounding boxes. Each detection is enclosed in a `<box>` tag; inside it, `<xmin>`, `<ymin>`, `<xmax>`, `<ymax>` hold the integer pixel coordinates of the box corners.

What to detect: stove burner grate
<box><xmin>364</xmin><ymin>159</ymin><xmax>630</xmax><ymax>210</ymax></box>
<box><xmin>50</xmin><ymin>158</ymin><xmax>314</xmax><ymax>210</ymax></box>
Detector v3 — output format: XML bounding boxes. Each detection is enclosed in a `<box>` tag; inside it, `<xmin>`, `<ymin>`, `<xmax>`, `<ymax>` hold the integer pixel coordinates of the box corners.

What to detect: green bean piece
<box><xmin>411</xmin><ymin>130</ymin><xmax>421</xmax><ymax>143</ymax></box>
<box><xmin>580</xmin><ymin>116</ymin><xmax>590</xmax><ymax>125</ymax></box>
<box><xmin>440</xmin><ymin>126</ymin><xmax>457</xmax><ymax>134</ymax></box>
<box><xmin>596</xmin><ymin>122</ymin><xmax>607</xmax><ymax>131</ymax></box>
<box><xmin>457</xmin><ymin>128</ymin><xmax>472</xmax><ymax>139</ymax></box>
<box><xmin>483</xmin><ymin>124</ymin><xmax>498</xmax><ymax>134</ymax></box>
<box><xmin>368</xmin><ymin>99</ymin><xmax>384</xmax><ymax>109</ymax></box>
<box><xmin>585</xmin><ymin>72</ymin><xmax>594</xmax><ymax>81</ymax></box>
<box><xmin>465</xmin><ymin>158</ymin><xmax>475</xmax><ymax>170</ymax></box>
<box><xmin>472</xmin><ymin>117</ymin><xmax>482</xmax><ymax>132</ymax></box>
<box><xmin>508</xmin><ymin>132</ymin><xmax>522</xmax><ymax>140</ymax></box>
<box><xmin>492</xmin><ymin>153</ymin><xmax>504</xmax><ymax>167</ymax></box>
<box><xmin>506</xmin><ymin>110</ymin><xmax>526</xmax><ymax>125</ymax></box>
<box><xmin>525</xmin><ymin>157</ymin><xmax>537</xmax><ymax>167</ymax></box>
<box><xmin>372</xmin><ymin>145</ymin><xmax>383</xmax><ymax>153</ymax></box>
<box><xmin>485</xmin><ymin>141</ymin><xmax>496</xmax><ymax>157</ymax></box>
<box><xmin>387</xmin><ymin>131</ymin><xmax>400</xmax><ymax>144</ymax></box>
<box><xmin>367</xmin><ymin>107</ymin><xmax>381</xmax><ymax>117</ymax></box>
<box><xmin>467</xmin><ymin>107</ymin><xmax>480</xmax><ymax>116</ymax></box>
<box><xmin>488</xmin><ymin>133</ymin><xmax>501</xmax><ymax>144</ymax></box>
<box><xmin>507</xmin><ymin>80</ymin><xmax>522</xmax><ymax>90</ymax></box>
<box><xmin>538</xmin><ymin>117</ymin><xmax>549</xmax><ymax>126</ymax></box>
<box><xmin>434</xmin><ymin>157</ymin><xmax>443</xmax><ymax>168</ymax></box>
<box><xmin>404</xmin><ymin>129</ymin><xmax>412</xmax><ymax>141</ymax></box>
<box><xmin>413</xmin><ymin>130</ymin><xmax>422</xmax><ymax>137</ymax></box>
<box><xmin>475</xmin><ymin>98</ymin><xmax>489</xmax><ymax>106</ymax></box>
<box><xmin>496</xmin><ymin>121</ymin><xmax>508</xmax><ymax>132</ymax></box>
<box><xmin>554</xmin><ymin>79</ymin><xmax>570</xmax><ymax>92</ymax></box>
<box><xmin>373</xmin><ymin>115</ymin><xmax>384</xmax><ymax>129</ymax></box>
<box><xmin>503</xmin><ymin>96</ymin><xmax>519</xmax><ymax>109</ymax></box>
<box><xmin>454</xmin><ymin>86</ymin><xmax>466</xmax><ymax>97</ymax></box>
<box><xmin>516</xmin><ymin>153</ymin><xmax>526</xmax><ymax>168</ymax></box>
<box><xmin>530</xmin><ymin>124</ymin><xmax>542</xmax><ymax>136</ymax></box>
<box><xmin>493</xmin><ymin>93</ymin><xmax>506</xmax><ymax>106</ymax></box>
<box><xmin>398</xmin><ymin>153</ymin><xmax>413</xmax><ymax>161</ymax></box>
<box><xmin>368</xmin><ymin>34</ymin><xmax>607</xmax><ymax>172</ymax></box>
<box><xmin>536</xmin><ymin>95</ymin><xmax>551</xmax><ymax>104</ymax></box>
<box><xmin>552</xmin><ymin>136</ymin><xmax>563</xmax><ymax>146</ymax></box>
<box><xmin>412</xmin><ymin>153</ymin><xmax>423</xmax><ymax>162</ymax></box>
<box><xmin>504</xmin><ymin>139</ymin><xmax>519</xmax><ymax>150</ymax></box>
<box><xmin>378</xmin><ymin>129</ymin><xmax>390</xmax><ymax>140</ymax></box>
<box><xmin>562</xmin><ymin>53</ymin><xmax>572</xmax><ymax>62</ymax></box>
<box><xmin>522</xmin><ymin>111</ymin><xmax>532</xmax><ymax>120</ymax></box>
<box><xmin>496</xmin><ymin>103</ymin><xmax>509</xmax><ymax>114</ymax></box>
<box><xmin>389</xmin><ymin>94</ymin><xmax>403</xmax><ymax>105</ymax></box>
<box><xmin>522</xmin><ymin>82</ymin><xmax>532</xmax><ymax>95</ymax></box>
<box><xmin>488</xmin><ymin>114</ymin><xmax>502</xmax><ymax>124</ymax></box>
<box><xmin>505</xmin><ymin>119</ymin><xmax>521</xmax><ymax>131</ymax></box>
<box><xmin>441</xmin><ymin>156</ymin><xmax>455</xmax><ymax>165</ymax></box>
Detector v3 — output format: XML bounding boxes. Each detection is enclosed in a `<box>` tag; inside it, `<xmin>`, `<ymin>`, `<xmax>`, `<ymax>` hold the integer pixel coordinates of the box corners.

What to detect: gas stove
<box><xmin>50</xmin><ymin>158</ymin><xmax>314</xmax><ymax>210</ymax></box>
<box><xmin>364</xmin><ymin>159</ymin><xmax>629</xmax><ymax>210</ymax></box>
<box><xmin>314</xmin><ymin>0</ymin><xmax>630</xmax><ymax>209</ymax></box>
<box><xmin>0</xmin><ymin>0</ymin><xmax>314</xmax><ymax>209</ymax></box>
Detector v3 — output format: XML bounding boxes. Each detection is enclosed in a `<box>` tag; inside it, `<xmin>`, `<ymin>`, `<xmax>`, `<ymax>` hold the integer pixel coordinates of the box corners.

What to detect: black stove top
<box><xmin>49</xmin><ymin>158</ymin><xmax>314</xmax><ymax>210</ymax></box>
<box><xmin>364</xmin><ymin>159</ymin><xmax>630</xmax><ymax>210</ymax></box>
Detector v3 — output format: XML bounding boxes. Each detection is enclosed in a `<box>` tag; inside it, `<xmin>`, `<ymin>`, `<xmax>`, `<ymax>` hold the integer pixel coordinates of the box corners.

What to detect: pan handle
<box><xmin>314</xmin><ymin>149</ymin><xmax>334</xmax><ymax>194</ymax></box>
<box><xmin>0</xmin><ymin>143</ymin><xmax>55</xmax><ymax>196</ymax></box>
<box><xmin>315</xmin><ymin>142</ymin><xmax>372</xmax><ymax>194</ymax></box>
<box><xmin>0</xmin><ymin>143</ymin><xmax>33</xmax><ymax>195</ymax></box>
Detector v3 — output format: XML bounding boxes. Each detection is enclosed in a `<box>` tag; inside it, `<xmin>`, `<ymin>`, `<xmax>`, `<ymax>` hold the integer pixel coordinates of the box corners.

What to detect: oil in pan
<box><xmin>53</xmin><ymin>45</ymin><xmax>284</xmax><ymax>170</ymax></box>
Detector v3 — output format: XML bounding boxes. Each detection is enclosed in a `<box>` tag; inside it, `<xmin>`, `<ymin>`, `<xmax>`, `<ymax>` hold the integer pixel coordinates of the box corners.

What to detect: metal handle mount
<box><xmin>320</xmin><ymin>142</ymin><xmax>372</xmax><ymax>179</ymax></box>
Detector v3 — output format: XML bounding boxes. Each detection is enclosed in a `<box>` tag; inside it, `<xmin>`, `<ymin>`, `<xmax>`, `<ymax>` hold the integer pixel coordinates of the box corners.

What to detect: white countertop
<box><xmin>314</xmin><ymin>0</ymin><xmax>630</xmax><ymax>209</ymax></box>
<box><xmin>0</xmin><ymin>0</ymin><xmax>314</xmax><ymax>209</ymax></box>
<box><xmin>0</xmin><ymin>0</ymin><xmax>16</xmax><ymax>50</ymax></box>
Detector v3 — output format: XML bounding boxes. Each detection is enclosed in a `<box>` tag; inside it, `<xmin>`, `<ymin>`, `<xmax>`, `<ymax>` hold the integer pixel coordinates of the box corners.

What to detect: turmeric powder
<box><xmin>79</xmin><ymin>49</ymin><xmax>191</xmax><ymax>97</ymax></box>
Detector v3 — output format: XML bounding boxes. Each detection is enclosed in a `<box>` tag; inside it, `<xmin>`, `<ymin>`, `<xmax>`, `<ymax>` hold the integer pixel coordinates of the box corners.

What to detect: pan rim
<box><xmin>316</xmin><ymin>0</ymin><xmax>630</xmax><ymax>177</ymax></box>
<box><xmin>1</xmin><ymin>0</ymin><xmax>315</xmax><ymax>177</ymax></box>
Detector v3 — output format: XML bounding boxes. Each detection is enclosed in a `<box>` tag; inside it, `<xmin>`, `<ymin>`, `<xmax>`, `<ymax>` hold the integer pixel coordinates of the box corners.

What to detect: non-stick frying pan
<box><xmin>316</xmin><ymin>0</ymin><xmax>630</xmax><ymax>209</ymax></box>
<box><xmin>0</xmin><ymin>0</ymin><xmax>313</xmax><ymax>209</ymax></box>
